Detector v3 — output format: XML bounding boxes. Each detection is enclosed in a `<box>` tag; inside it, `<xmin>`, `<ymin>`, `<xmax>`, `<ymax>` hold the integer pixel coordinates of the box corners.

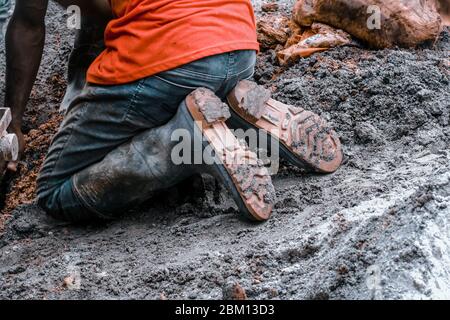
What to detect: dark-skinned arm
<box><xmin>3</xmin><ymin>0</ymin><xmax>111</xmax><ymax>171</ymax></box>
<box><xmin>4</xmin><ymin>0</ymin><xmax>48</xmax><ymax>171</ymax></box>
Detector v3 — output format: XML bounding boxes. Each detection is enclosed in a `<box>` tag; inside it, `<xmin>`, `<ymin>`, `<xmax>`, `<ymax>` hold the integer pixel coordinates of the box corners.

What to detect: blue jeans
<box><xmin>36</xmin><ymin>50</ymin><xmax>256</xmax><ymax>220</ymax></box>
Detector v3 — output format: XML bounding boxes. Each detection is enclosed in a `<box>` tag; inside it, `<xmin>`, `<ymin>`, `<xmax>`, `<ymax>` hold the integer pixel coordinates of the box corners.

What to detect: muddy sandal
<box><xmin>227</xmin><ymin>80</ymin><xmax>343</xmax><ymax>173</ymax></box>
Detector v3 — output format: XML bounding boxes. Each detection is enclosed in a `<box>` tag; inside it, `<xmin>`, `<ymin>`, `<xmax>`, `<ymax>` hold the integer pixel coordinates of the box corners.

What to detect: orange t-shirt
<box><xmin>87</xmin><ymin>0</ymin><xmax>259</xmax><ymax>85</ymax></box>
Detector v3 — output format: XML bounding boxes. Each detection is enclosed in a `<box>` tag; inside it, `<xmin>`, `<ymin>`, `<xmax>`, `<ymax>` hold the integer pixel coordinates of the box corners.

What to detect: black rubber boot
<box><xmin>72</xmin><ymin>88</ymin><xmax>276</xmax><ymax>221</ymax></box>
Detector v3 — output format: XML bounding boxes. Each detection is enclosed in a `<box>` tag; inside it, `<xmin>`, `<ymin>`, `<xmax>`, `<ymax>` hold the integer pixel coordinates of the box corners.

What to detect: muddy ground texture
<box><xmin>0</xmin><ymin>1</ymin><xmax>449</xmax><ymax>300</ymax></box>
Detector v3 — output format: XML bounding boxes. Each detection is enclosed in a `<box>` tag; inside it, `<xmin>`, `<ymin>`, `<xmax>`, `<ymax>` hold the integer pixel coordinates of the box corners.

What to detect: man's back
<box><xmin>87</xmin><ymin>0</ymin><xmax>259</xmax><ymax>84</ymax></box>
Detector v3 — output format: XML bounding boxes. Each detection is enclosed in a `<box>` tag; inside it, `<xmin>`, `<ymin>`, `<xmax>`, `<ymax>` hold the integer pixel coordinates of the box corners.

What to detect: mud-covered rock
<box><xmin>293</xmin><ymin>0</ymin><xmax>443</xmax><ymax>48</ymax></box>
<box><xmin>257</xmin><ymin>14</ymin><xmax>292</xmax><ymax>50</ymax></box>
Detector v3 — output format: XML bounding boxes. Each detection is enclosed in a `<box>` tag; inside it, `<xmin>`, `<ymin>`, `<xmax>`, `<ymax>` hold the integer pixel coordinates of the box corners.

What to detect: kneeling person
<box><xmin>36</xmin><ymin>0</ymin><xmax>277</xmax><ymax>222</ymax></box>
<box><xmin>35</xmin><ymin>0</ymin><xmax>343</xmax><ymax>222</ymax></box>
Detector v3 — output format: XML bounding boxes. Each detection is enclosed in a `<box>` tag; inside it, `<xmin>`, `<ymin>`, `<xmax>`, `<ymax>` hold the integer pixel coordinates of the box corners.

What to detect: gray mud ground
<box><xmin>0</xmin><ymin>1</ymin><xmax>449</xmax><ymax>300</ymax></box>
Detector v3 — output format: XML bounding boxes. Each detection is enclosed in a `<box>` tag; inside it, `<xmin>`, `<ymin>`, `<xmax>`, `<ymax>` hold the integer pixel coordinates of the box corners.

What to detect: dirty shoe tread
<box><xmin>227</xmin><ymin>80</ymin><xmax>343</xmax><ymax>173</ymax></box>
<box><xmin>186</xmin><ymin>88</ymin><xmax>275</xmax><ymax>221</ymax></box>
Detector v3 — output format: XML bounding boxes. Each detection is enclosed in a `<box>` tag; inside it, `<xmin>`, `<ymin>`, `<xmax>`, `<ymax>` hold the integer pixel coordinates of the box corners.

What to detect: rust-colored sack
<box><xmin>278</xmin><ymin>23</ymin><xmax>352</xmax><ymax>65</ymax></box>
<box><xmin>293</xmin><ymin>0</ymin><xmax>443</xmax><ymax>48</ymax></box>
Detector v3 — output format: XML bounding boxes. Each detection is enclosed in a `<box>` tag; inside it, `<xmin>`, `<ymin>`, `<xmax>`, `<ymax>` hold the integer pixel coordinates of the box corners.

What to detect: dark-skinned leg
<box><xmin>60</xmin><ymin>15</ymin><xmax>106</xmax><ymax>112</ymax></box>
<box><xmin>54</xmin><ymin>0</ymin><xmax>111</xmax><ymax>112</ymax></box>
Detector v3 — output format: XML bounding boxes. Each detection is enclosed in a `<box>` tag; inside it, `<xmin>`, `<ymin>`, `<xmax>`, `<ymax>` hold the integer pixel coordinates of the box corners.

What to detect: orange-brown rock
<box><xmin>257</xmin><ymin>15</ymin><xmax>291</xmax><ymax>50</ymax></box>
<box><xmin>293</xmin><ymin>0</ymin><xmax>443</xmax><ymax>48</ymax></box>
